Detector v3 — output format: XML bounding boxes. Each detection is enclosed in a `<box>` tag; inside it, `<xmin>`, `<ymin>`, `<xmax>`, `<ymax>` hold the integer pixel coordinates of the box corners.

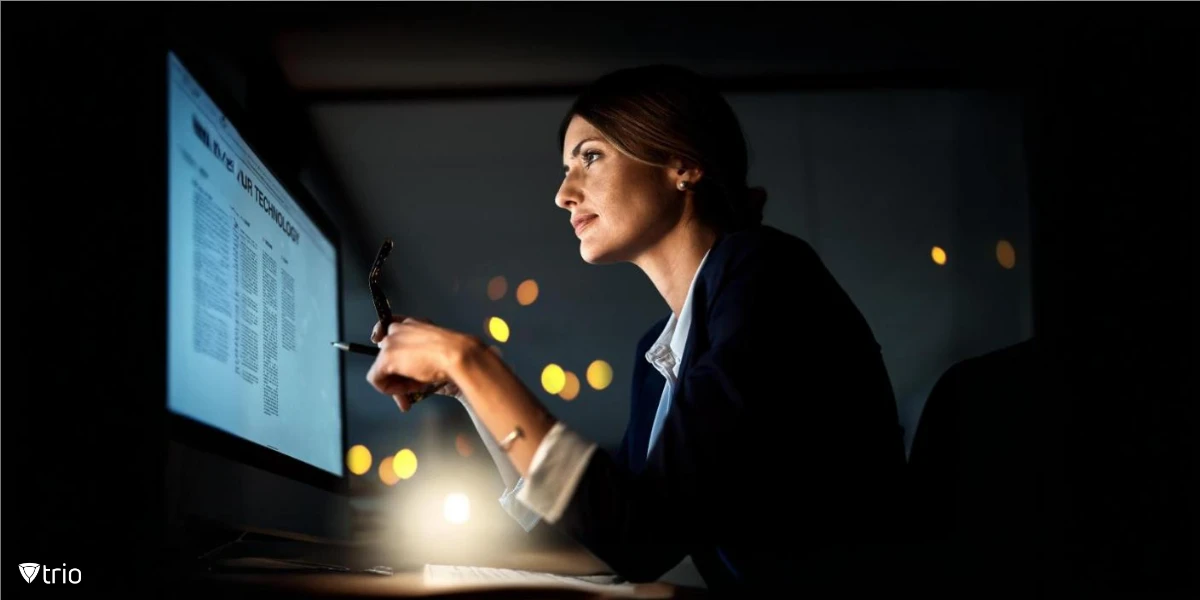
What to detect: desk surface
<box><xmin>188</xmin><ymin>572</ymin><xmax>690</xmax><ymax>599</ymax></box>
<box><xmin>173</xmin><ymin>548</ymin><xmax>708</xmax><ymax>599</ymax></box>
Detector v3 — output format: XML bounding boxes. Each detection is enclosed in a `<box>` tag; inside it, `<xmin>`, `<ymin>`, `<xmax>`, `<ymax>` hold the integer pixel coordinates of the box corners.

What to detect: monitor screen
<box><xmin>166</xmin><ymin>51</ymin><xmax>343</xmax><ymax>478</ymax></box>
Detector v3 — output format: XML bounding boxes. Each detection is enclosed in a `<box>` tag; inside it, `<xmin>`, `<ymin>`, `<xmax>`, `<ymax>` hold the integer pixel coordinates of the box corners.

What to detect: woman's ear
<box><xmin>667</xmin><ymin>158</ymin><xmax>704</xmax><ymax>189</ymax></box>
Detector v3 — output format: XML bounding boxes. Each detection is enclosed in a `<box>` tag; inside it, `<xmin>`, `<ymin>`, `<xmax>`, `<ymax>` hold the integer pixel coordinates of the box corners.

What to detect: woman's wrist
<box><xmin>444</xmin><ymin>332</ymin><xmax>554</xmax><ymax>476</ymax></box>
<box><xmin>446</xmin><ymin>333</ymin><xmax>488</xmax><ymax>383</ymax></box>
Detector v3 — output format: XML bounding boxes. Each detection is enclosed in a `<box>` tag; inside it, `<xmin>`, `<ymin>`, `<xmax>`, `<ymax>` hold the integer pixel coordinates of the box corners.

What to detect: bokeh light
<box><xmin>559</xmin><ymin>371</ymin><xmax>580</xmax><ymax>401</ymax></box>
<box><xmin>487</xmin><ymin>317</ymin><xmax>510</xmax><ymax>343</ymax></box>
<box><xmin>516</xmin><ymin>279</ymin><xmax>539</xmax><ymax>306</ymax></box>
<box><xmin>931</xmin><ymin>246</ymin><xmax>947</xmax><ymax>266</ymax></box>
<box><xmin>996</xmin><ymin>240</ymin><xmax>1016</xmax><ymax>269</ymax></box>
<box><xmin>379</xmin><ymin>456</ymin><xmax>399</xmax><ymax>486</ymax></box>
<box><xmin>542</xmin><ymin>364</ymin><xmax>566</xmax><ymax>394</ymax></box>
<box><xmin>487</xmin><ymin>276</ymin><xmax>508</xmax><ymax>300</ymax></box>
<box><xmin>587</xmin><ymin>360</ymin><xmax>613</xmax><ymax>390</ymax></box>
<box><xmin>455</xmin><ymin>433</ymin><xmax>474</xmax><ymax>458</ymax></box>
<box><xmin>346</xmin><ymin>444</ymin><xmax>372</xmax><ymax>476</ymax></box>
<box><xmin>393</xmin><ymin>448</ymin><xmax>418</xmax><ymax>480</ymax></box>
<box><xmin>443</xmin><ymin>493</ymin><xmax>470</xmax><ymax>525</ymax></box>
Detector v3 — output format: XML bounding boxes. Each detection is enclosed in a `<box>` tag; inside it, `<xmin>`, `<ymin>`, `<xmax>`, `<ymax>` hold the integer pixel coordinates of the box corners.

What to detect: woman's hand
<box><xmin>370</xmin><ymin>315</ymin><xmax>464</xmax><ymax>397</ymax></box>
<box><xmin>367</xmin><ymin>317</ymin><xmax>474</xmax><ymax>412</ymax></box>
<box><xmin>371</xmin><ymin>316</ymin><xmax>555</xmax><ymax>477</ymax></box>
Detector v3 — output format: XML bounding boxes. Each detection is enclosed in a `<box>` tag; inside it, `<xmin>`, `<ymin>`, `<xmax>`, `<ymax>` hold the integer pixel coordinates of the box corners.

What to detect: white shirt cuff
<box><xmin>498</xmin><ymin>478</ymin><xmax>542</xmax><ymax>532</ymax></box>
<box><xmin>514</xmin><ymin>421</ymin><xmax>597</xmax><ymax>524</ymax></box>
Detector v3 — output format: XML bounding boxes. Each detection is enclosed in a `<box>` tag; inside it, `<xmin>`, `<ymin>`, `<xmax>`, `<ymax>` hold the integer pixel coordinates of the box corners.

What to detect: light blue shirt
<box><xmin>644</xmin><ymin>249</ymin><xmax>711</xmax><ymax>458</ymax></box>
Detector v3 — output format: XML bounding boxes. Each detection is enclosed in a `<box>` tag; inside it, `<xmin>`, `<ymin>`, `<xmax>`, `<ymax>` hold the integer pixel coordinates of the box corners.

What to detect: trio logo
<box><xmin>19</xmin><ymin>562</ymin><xmax>81</xmax><ymax>584</ymax></box>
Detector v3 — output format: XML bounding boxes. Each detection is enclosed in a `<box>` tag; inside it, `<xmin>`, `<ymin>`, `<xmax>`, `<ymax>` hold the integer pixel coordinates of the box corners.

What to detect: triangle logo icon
<box><xmin>19</xmin><ymin>563</ymin><xmax>41</xmax><ymax>583</ymax></box>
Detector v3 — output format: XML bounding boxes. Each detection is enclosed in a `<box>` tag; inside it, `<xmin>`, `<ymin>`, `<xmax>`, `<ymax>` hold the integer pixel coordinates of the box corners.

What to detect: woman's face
<box><xmin>556</xmin><ymin>116</ymin><xmax>683</xmax><ymax>264</ymax></box>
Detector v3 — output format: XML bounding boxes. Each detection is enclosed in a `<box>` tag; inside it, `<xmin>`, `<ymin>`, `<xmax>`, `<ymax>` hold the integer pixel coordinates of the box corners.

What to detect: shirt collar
<box><xmin>645</xmin><ymin>248</ymin><xmax>712</xmax><ymax>374</ymax></box>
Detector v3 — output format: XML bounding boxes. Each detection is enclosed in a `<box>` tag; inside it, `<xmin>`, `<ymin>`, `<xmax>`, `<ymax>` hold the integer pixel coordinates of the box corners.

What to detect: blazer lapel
<box><xmin>630</xmin><ymin>369</ymin><xmax>666</xmax><ymax>473</ymax></box>
<box><xmin>628</xmin><ymin>241</ymin><xmax>723</xmax><ymax>471</ymax></box>
<box><xmin>676</xmin><ymin>274</ymin><xmax>710</xmax><ymax>381</ymax></box>
<box><xmin>627</xmin><ymin>316</ymin><xmax>669</xmax><ymax>473</ymax></box>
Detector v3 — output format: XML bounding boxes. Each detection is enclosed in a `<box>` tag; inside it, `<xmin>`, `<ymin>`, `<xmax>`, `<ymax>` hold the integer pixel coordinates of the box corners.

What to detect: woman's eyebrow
<box><xmin>563</xmin><ymin>137</ymin><xmax>601</xmax><ymax>170</ymax></box>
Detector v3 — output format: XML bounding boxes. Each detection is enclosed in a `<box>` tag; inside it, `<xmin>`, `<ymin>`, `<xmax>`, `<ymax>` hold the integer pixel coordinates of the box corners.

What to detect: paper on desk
<box><xmin>423</xmin><ymin>564</ymin><xmax>640</xmax><ymax>596</ymax></box>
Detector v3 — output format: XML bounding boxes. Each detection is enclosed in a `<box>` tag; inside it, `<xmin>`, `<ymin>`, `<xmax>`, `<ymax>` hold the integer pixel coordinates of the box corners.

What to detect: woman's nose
<box><xmin>555</xmin><ymin>179</ymin><xmax>581</xmax><ymax>210</ymax></box>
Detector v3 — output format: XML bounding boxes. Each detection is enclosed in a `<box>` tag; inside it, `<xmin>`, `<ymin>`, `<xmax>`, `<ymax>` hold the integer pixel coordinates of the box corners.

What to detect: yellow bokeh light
<box><xmin>559</xmin><ymin>371</ymin><xmax>580</xmax><ymax>401</ymax></box>
<box><xmin>931</xmin><ymin>246</ymin><xmax>947</xmax><ymax>266</ymax></box>
<box><xmin>587</xmin><ymin>360</ymin><xmax>613</xmax><ymax>390</ymax></box>
<box><xmin>455</xmin><ymin>433</ymin><xmax>474</xmax><ymax>458</ymax></box>
<box><xmin>516</xmin><ymin>279</ymin><xmax>539</xmax><ymax>306</ymax></box>
<box><xmin>542</xmin><ymin>364</ymin><xmax>566</xmax><ymax>394</ymax></box>
<box><xmin>443</xmin><ymin>493</ymin><xmax>470</xmax><ymax>525</ymax></box>
<box><xmin>346</xmin><ymin>444</ymin><xmax>372</xmax><ymax>476</ymax></box>
<box><xmin>487</xmin><ymin>317</ymin><xmax>510</xmax><ymax>343</ymax></box>
<box><xmin>996</xmin><ymin>240</ymin><xmax>1016</xmax><ymax>269</ymax></box>
<box><xmin>393</xmin><ymin>448</ymin><xmax>418</xmax><ymax>480</ymax></box>
<box><xmin>487</xmin><ymin>276</ymin><xmax>508</xmax><ymax>301</ymax></box>
<box><xmin>379</xmin><ymin>456</ymin><xmax>399</xmax><ymax>486</ymax></box>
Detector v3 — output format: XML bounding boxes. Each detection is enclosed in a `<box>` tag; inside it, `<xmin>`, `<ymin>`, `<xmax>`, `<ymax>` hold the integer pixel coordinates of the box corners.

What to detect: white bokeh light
<box><xmin>443</xmin><ymin>493</ymin><xmax>470</xmax><ymax>525</ymax></box>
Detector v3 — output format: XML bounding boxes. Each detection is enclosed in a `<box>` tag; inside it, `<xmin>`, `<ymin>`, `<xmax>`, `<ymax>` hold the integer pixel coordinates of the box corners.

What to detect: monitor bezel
<box><xmin>165</xmin><ymin>44</ymin><xmax>349</xmax><ymax>496</ymax></box>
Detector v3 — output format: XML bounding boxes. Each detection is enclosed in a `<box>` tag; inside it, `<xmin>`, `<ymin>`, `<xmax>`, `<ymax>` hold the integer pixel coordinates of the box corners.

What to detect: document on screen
<box><xmin>167</xmin><ymin>50</ymin><xmax>342</xmax><ymax>476</ymax></box>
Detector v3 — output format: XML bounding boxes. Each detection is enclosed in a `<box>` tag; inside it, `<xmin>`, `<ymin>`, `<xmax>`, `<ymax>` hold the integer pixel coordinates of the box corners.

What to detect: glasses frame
<box><xmin>369</xmin><ymin>238</ymin><xmax>394</xmax><ymax>327</ymax></box>
<box><xmin>368</xmin><ymin>238</ymin><xmax>443</xmax><ymax>403</ymax></box>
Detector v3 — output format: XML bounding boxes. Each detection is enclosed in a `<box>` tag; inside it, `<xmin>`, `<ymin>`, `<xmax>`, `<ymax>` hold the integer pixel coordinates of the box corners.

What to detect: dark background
<box><xmin>4</xmin><ymin>2</ymin><xmax>1194</xmax><ymax>595</ymax></box>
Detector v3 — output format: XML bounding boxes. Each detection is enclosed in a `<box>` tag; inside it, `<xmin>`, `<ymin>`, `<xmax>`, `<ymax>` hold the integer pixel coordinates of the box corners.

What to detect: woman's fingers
<box><xmin>392</xmin><ymin>394</ymin><xmax>414</xmax><ymax>413</ymax></box>
<box><xmin>387</xmin><ymin>316</ymin><xmax>434</xmax><ymax>336</ymax></box>
<box><xmin>368</xmin><ymin>315</ymin><xmax>450</xmax><ymax>414</ymax></box>
<box><xmin>367</xmin><ymin>335</ymin><xmax>429</xmax><ymax>404</ymax></box>
<box><xmin>371</xmin><ymin>317</ymin><xmax>401</xmax><ymax>343</ymax></box>
<box><xmin>366</xmin><ymin>344</ymin><xmax>405</xmax><ymax>394</ymax></box>
<box><xmin>373</xmin><ymin>315</ymin><xmax>434</xmax><ymax>343</ymax></box>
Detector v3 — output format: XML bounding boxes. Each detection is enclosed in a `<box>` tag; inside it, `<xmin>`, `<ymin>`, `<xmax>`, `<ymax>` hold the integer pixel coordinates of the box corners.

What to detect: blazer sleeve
<box><xmin>546</xmin><ymin>242</ymin><xmax>796</xmax><ymax>582</ymax></box>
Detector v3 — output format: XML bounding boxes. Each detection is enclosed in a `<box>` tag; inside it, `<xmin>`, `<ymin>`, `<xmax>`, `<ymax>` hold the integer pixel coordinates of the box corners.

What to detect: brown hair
<box><xmin>558</xmin><ymin>65</ymin><xmax>767</xmax><ymax>232</ymax></box>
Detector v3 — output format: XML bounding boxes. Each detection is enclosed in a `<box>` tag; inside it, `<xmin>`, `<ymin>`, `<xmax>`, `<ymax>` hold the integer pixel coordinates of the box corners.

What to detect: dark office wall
<box><xmin>6</xmin><ymin>12</ymin><xmax>174</xmax><ymax>594</ymax></box>
<box><xmin>1016</xmin><ymin>24</ymin><xmax>1196</xmax><ymax>591</ymax></box>
<box><xmin>308</xmin><ymin>88</ymin><xmax>1033</xmax><ymax>470</ymax></box>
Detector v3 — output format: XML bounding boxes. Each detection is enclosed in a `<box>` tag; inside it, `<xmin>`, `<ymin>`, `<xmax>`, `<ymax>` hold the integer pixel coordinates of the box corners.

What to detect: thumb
<box><xmin>372</xmin><ymin>315</ymin><xmax>435</xmax><ymax>343</ymax></box>
<box><xmin>371</xmin><ymin>316</ymin><xmax>403</xmax><ymax>343</ymax></box>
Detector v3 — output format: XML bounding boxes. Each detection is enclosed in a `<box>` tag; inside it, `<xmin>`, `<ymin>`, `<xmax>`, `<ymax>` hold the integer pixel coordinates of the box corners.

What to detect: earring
<box><xmin>677</xmin><ymin>180</ymin><xmax>688</xmax><ymax>191</ymax></box>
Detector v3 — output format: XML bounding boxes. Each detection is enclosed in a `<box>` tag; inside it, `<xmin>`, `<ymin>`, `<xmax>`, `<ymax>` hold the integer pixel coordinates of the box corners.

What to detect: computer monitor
<box><xmin>165</xmin><ymin>48</ymin><xmax>349</xmax><ymax>541</ymax></box>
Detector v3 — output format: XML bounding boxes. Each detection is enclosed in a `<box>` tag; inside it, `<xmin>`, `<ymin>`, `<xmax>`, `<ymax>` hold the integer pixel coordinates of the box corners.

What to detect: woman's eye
<box><xmin>583</xmin><ymin>150</ymin><xmax>601</xmax><ymax>166</ymax></box>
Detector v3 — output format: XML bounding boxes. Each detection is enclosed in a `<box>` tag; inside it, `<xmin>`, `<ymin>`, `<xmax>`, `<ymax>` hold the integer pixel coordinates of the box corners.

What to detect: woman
<box><xmin>367</xmin><ymin>65</ymin><xmax>906</xmax><ymax>592</ymax></box>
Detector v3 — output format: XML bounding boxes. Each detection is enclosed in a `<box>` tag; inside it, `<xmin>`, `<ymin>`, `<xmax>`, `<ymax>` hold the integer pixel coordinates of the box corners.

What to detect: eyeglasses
<box><xmin>369</xmin><ymin>238</ymin><xmax>394</xmax><ymax>328</ymax></box>
<box><xmin>369</xmin><ymin>238</ymin><xmax>444</xmax><ymax>404</ymax></box>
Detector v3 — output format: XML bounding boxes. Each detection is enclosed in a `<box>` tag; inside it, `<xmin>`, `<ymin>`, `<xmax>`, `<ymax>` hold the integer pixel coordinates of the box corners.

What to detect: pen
<box><xmin>332</xmin><ymin>341</ymin><xmax>446</xmax><ymax>402</ymax></box>
<box><xmin>332</xmin><ymin>341</ymin><xmax>379</xmax><ymax>356</ymax></box>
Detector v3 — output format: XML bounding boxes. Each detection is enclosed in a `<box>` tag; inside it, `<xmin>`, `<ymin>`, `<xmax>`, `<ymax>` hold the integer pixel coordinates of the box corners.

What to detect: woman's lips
<box><xmin>572</xmin><ymin>214</ymin><xmax>598</xmax><ymax>236</ymax></box>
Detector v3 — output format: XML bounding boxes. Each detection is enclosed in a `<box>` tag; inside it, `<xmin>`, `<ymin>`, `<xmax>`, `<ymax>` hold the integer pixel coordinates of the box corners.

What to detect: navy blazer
<box><xmin>552</xmin><ymin>225</ymin><xmax>906</xmax><ymax>592</ymax></box>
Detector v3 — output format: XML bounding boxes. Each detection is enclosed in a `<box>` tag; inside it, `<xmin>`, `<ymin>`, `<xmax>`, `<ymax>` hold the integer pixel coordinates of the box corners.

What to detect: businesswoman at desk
<box><xmin>366</xmin><ymin>65</ymin><xmax>906</xmax><ymax>593</ymax></box>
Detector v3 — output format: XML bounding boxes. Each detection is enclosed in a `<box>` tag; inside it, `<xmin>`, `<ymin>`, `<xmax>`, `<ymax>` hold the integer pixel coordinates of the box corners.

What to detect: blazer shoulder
<box><xmin>704</xmin><ymin>225</ymin><xmax>823</xmax><ymax>284</ymax></box>
<box><xmin>704</xmin><ymin>225</ymin><xmax>881</xmax><ymax>350</ymax></box>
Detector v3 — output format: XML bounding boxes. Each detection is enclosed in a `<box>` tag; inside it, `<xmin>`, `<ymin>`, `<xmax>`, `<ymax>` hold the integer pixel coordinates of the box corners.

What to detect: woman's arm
<box><xmin>368</xmin><ymin>319</ymin><xmax>556</xmax><ymax>473</ymax></box>
<box><xmin>446</xmin><ymin>342</ymin><xmax>558</xmax><ymax>478</ymax></box>
<box><xmin>455</xmin><ymin>391</ymin><xmax>521</xmax><ymax>489</ymax></box>
<box><xmin>452</xmin><ymin>389</ymin><xmax>543</xmax><ymax>531</ymax></box>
